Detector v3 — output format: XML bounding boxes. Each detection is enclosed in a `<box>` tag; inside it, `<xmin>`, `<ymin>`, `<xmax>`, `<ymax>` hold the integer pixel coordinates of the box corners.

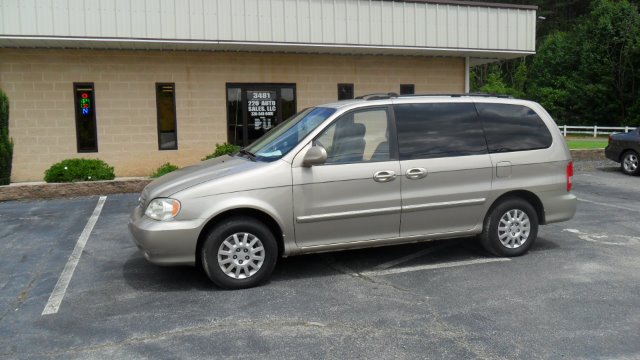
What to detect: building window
<box><xmin>73</xmin><ymin>83</ymin><xmax>98</xmax><ymax>153</ymax></box>
<box><xmin>156</xmin><ymin>83</ymin><xmax>178</xmax><ymax>150</ymax></box>
<box><xmin>400</xmin><ymin>84</ymin><xmax>415</xmax><ymax>95</ymax></box>
<box><xmin>226</xmin><ymin>83</ymin><xmax>297</xmax><ymax>147</ymax></box>
<box><xmin>338</xmin><ymin>84</ymin><xmax>354</xmax><ymax>100</ymax></box>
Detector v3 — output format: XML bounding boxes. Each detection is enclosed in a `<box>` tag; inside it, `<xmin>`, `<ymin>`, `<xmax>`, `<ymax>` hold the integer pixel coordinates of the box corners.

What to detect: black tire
<box><xmin>200</xmin><ymin>217</ymin><xmax>278</xmax><ymax>289</ymax></box>
<box><xmin>479</xmin><ymin>197</ymin><xmax>538</xmax><ymax>257</ymax></box>
<box><xmin>620</xmin><ymin>150</ymin><xmax>640</xmax><ymax>176</ymax></box>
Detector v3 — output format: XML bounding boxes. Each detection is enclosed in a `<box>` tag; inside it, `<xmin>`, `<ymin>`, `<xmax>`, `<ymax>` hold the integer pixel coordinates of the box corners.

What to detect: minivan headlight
<box><xmin>145</xmin><ymin>198</ymin><xmax>181</xmax><ymax>221</ymax></box>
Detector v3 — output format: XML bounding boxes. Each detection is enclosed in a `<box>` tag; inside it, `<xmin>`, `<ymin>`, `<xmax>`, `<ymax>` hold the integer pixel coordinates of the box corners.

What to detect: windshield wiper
<box><xmin>238</xmin><ymin>149</ymin><xmax>257</xmax><ymax>161</ymax></box>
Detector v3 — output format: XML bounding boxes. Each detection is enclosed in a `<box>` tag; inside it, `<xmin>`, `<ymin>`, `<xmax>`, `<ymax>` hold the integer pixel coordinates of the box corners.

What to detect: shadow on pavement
<box><xmin>120</xmin><ymin>236</ymin><xmax>562</xmax><ymax>289</ymax></box>
<box><xmin>122</xmin><ymin>255</ymin><xmax>215</xmax><ymax>292</ymax></box>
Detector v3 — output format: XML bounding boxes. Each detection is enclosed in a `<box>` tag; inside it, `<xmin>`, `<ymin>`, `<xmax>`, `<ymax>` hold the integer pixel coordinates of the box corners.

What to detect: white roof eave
<box><xmin>0</xmin><ymin>36</ymin><xmax>534</xmax><ymax>61</ymax></box>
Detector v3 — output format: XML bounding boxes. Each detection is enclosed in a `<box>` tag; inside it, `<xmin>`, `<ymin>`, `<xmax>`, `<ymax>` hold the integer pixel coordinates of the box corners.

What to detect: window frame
<box><xmin>313</xmin><ymin>105</ymin><xmax>398</xmax><ymax>165</ymax></box>
<box><xmin>73</xmin><ymin>82</ymin><xmax>98</xmax><ymax>153</ymax></box>
<box><xmin>337</xmin><ymin>83</ymin><xmax>355</xmax><ymax>101</ymax></box>
<box><xmin>155</xmin><ymin>82</ymin><xmax>178</xmax><ymax>151</ymax></box>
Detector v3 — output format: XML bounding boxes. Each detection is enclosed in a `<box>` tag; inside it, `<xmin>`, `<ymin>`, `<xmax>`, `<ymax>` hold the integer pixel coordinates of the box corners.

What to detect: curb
<box><xmin>0</xmin><ymin>178</ymin><xmax>152</xmax><ymax>202</ymax></box>
<box><xmin>570</xmin><ymin>149</ymin><xmax>606</xmax><ymax>161</ymax></box>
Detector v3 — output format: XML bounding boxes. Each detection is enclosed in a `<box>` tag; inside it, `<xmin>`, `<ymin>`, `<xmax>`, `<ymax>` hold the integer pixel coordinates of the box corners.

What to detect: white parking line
<box><xmin>577</xmin><ymin>198</ymin><xmax>640</xmax><ymax>212</ymax></box>
<box><xmin>42</xmin><ymin>196</ymin><xmax>107</xmax><ymax>316</ymax></box>
<box><xmin>371</xmin><ymin>241</ymin><xmax>455</xmax><ymax>270</ymax></box>
<box><xmin>360</xmin><ymin>258</ymin><xmax>511</xmax><ymax>277</ymax></box>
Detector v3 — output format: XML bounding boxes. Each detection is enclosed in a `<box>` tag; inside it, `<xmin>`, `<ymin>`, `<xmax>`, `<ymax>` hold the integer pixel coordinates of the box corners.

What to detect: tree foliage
<box><xmin>472</xmin><ymin>0</ymin><xmax>640</xmax><ymax>126</ymax></box>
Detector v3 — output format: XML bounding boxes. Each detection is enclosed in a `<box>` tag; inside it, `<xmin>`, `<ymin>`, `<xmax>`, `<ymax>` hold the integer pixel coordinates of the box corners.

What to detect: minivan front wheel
<box><xmin>621</xmin><ymin>150</ymin><xmax>640</xmax><ymax>175</ymax></box>
<box><xmin>201</xmin><ymin>217</ymin><xmax>277</xmax><ymax>289</ymax></box>
<box><xmin>480</xmin><ymin>198</ymin><xmax>538</xmax><ymax>257</ymax></box>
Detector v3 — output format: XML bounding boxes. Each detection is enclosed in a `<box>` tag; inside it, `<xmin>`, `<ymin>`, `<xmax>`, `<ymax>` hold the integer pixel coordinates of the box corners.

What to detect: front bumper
<box><xmin>128</xmin><ymin>206</ymin><xmax>204</xmax><ymax>266</ymax></box>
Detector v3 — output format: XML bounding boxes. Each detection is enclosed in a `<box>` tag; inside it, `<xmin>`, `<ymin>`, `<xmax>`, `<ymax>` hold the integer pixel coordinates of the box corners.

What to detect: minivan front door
<box><xmin>292</xmin><ymin>107</ymin><xmax>401</xmax><ymax>248</ymax></box>
<box><xmin>393</xmin><ymin>102</ymin><xmax>493</xmax><ymax>237</ymax></box>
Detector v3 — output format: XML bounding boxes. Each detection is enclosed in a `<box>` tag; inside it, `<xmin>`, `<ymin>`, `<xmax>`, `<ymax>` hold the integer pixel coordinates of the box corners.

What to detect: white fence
<box><xmin>561</xmin><ymin>125</ymin><xmax>637</xmax><ymax>137</ymax></box>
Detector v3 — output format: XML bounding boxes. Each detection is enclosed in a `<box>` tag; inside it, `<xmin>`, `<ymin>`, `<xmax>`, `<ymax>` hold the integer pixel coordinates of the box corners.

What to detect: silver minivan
<box><xmin>129</xmin><ymin>94</ymin><xmax>577</xmax><ymax>289</ymax></box>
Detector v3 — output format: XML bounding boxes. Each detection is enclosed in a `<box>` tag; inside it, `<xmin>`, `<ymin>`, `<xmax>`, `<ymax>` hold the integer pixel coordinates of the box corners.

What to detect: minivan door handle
<box><xmin>405</xmin><ymin>167</ymin><xmax>428</xmax><ymax>180</ymax></box>
<box><xmin>373</xmin><ymin>170</ymin><xmax>397</xmax><ymax>183</ymax></box>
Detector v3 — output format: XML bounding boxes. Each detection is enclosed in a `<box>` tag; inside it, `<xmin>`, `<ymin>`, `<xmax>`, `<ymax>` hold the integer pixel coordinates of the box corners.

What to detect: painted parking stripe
<box><xmin>371</xmin><ymin>241</ymin><xmax>456</xmax><ymax>271</ymax></box>
<box><xmin>577</xmin><ymin>197</ymin><xmax>640</xmax><ymax>213</ymax></box>
<box><xmin>42</xmin><ymin>196</ymin><xmax>107</xmax><ymax>316</ymax></box>
<box><xmin>360</xmin><ymin>258</ymin><xmax>511</xmax><ymax>277</ymax></box>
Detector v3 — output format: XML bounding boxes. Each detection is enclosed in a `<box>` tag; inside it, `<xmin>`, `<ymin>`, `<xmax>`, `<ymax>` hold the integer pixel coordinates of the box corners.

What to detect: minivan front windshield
<box><xmin>243</xmin><ymin>107</ymin><xmax>336</xmax><ymax>162</ymax></box>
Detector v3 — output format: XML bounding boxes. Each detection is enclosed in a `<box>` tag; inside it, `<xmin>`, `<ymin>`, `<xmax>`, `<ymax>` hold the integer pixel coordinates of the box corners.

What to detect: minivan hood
<box><xmin>144</xmin><ymin>155</ymin><xmax>257</xmax><ymax>198</ymax></box>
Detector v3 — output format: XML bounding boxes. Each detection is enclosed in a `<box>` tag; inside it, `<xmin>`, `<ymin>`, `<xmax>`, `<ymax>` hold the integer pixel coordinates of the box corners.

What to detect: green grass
<box><xmin>566</xmin><ymin>139</ymin><xmax>608</xmax><ymax>150</ymax></box>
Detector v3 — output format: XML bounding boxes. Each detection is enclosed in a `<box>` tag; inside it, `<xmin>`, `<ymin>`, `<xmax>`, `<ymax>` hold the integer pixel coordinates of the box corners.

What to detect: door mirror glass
<box><xmin>302</xmin><ymin>146</ymin><xmax>328</xmax><ymax>167</ymax></box>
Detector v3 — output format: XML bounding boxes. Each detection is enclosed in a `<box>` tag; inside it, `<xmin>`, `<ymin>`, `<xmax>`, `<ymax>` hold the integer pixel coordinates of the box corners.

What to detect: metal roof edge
<box><xmin>0</xmin><ymin>35</ymin><xmax>536</xmax><ymax>56</ymax></box>
<box><xmin>377</xmin><ymin>0</ymin><xmax>538</xmax><ymax>10</ymax></box>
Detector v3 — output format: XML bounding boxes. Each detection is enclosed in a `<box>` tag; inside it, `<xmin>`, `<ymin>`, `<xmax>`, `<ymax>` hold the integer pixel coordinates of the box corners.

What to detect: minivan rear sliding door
<box><xmin>393</xmin><ymin>101</ymin><xmax>492</xmax><ymax>237</ymax></box>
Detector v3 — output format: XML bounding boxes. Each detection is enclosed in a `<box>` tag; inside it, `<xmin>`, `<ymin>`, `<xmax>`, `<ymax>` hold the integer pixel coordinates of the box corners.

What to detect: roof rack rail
<box><xmin>354</xmin><ymin>92</ymin><xmax>514</xmax><ymax>101</ymax></box>
<box><xmin>355</xmin><ymin>92</ymin><xmax>399</xmax><ymax>101</ymax></box>
<box><xmin>466</xmin><ymin>92</ymin><xmax>514</xmax><ymax>99</ymax></box>
<box><xmin>396</xmin><ymin>92</ymin><xmax>514</xmax><ymax>99</ymax></box>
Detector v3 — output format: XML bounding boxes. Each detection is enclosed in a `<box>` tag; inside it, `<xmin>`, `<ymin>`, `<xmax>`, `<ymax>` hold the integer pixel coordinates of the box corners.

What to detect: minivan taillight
<box><xmin>566</xmin><ymin>161</ymin><xmax>574</xmax><ymax>192</ymax></box>
<box><xmin>608</xmin><ymin>135</ymin><xmax>612</xmax><ymax>144</ymax></box>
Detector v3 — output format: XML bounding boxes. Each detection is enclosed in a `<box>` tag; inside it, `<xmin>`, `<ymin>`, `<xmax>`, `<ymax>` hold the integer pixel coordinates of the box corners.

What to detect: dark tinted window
<box><xmin>338</xmin><ymin>84</ymin><xmax>354</xmax><ymax>100</ymax></box>
<box><xmin>476</xmin><ymin>103</ymin><xmax>553</xmax><ymax>153</ymax></box>
<box><xmin>156</xmin><ymin>83</ymin><xmax>177</xmax><ymax>150</ymax></box>
<box><xmin>400</xmin><ymin>84</ymin><xmax>415</xmax><ymax>95</ymax></box>
<box><xmin>395</xmin><ymin>103</ymin><xmax>487</xmax><ymax>160</ymax></box>
<box><xmin>73</xmin><ymin>83</ymin><xmax>98</xmax><ymax>152</ymax></box>
<box><xmin>226</xmin><ymin>87</ymin><xmax>243</xmax><ymax>145</ymax></box>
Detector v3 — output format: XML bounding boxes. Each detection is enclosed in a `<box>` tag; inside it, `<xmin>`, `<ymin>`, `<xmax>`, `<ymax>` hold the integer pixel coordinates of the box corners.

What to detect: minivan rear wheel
<box><xmin>480</xmin><ymin>198</ymin><xmax>538</xmax><ymax>257</ymax></box>
<box><xmin>621</xmin><ymin>150</ymin><xmax>640</xmax><ymax>176</ymax></box>
<box><xmin>201</xmin><ymin>217</ymin><xmax>278</xmax><ymax>289</ymax></box>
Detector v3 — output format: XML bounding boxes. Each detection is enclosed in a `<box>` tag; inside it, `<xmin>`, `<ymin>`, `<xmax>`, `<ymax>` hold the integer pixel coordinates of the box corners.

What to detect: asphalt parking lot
<box><xmin>1</xmin><ymin>161</ymin><xmax>639</xmax><ymax>359</ymax></box>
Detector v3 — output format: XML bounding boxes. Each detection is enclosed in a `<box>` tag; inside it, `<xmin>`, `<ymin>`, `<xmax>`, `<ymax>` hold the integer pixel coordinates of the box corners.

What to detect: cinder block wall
<box><xmin>0</xmin><ymin>48</ymin><xmax>464</xmax><ymax>182</ymax></box>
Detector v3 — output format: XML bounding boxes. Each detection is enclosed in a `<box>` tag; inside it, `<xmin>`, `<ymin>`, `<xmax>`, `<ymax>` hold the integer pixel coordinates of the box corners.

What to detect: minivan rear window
<box><xmin>394</xmin><ymin>103</ymin><xmax>487</xmax><ymax>160</ymax></box>
<box><xmin>476</xmin><ymin>103</ymin><xmax>553</xmax><ymax>153</ymax></box>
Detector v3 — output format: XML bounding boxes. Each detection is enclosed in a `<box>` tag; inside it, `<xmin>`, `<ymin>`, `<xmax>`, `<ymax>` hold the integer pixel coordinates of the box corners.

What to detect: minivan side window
<box><xmin>394</xmin><ymin>103</ymin><xmax>487</xmax><ymax>160</ymax></box>
<box><xmin>476</xmin><ymin>103</ymin><xmax>553</xmax><ymax>153</ymax></box>
<box><xmin>315</xmin><ymin>107</ymin><xmax>392</xmax><ymax>164</ymax></box>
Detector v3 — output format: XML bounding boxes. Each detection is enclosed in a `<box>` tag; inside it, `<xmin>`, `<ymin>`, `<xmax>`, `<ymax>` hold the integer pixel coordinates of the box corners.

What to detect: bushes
<box><xmin>0</xmin><ymin>90</ymin><xmax>12</xmax><ymax>185</ymax></box>
<box><xmin>201</xmin><ymin>143</ymin><xmax>240</xmax><ymax>161</ymax></box>
<box><xmin>151</xmin><ymin>163</ymin><xmax>179</xmax><ymax>178</ymax></box>
<box><xmin>44</xmin><ymin>158</ymin><xmax>115</xmax><ymax>183</ymax></box>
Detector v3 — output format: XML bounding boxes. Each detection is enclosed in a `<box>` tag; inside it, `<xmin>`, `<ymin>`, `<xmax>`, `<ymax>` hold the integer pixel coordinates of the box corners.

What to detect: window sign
<box><xmin>226</xmin><ymin>84</ymin><xmax>297</xmax><ymax>147</ymax></box>
<box><xmin>80</xmin><ymin>92</ymin><xmax>91</xmax><ymax>115</ymax></box>
<box><xmin>73</xmin><ymin>83</ymin><xmax>98</xmax><ymax>152</ymax></box>
<box><xmin>247</xmin><ymin>90</ymin><xmax>277</xmax><ymax>131</ymax></box>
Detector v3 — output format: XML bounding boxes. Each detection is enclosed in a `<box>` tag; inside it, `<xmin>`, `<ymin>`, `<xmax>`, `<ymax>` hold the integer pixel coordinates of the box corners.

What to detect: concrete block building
<box><xmin>0</xmin><ymin>0</ymin><xmax>537</xmax><ymax>182</ymax></box>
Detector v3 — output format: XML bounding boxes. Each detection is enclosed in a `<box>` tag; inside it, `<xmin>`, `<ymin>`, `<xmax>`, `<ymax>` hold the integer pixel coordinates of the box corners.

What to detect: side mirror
<box><xmin>302</xmin><ymin>145</ymin><xmax>327</xmax><ymax>167</ymax></box>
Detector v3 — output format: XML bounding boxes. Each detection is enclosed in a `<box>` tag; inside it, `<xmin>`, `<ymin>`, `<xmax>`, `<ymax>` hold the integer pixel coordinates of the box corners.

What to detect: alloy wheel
<box><xmin>217</xmin><ymin>232</ymin><xmax>265</xmax><ymax>279</ymax></box>
<box><xmin>497</xmin><ymin>209</ymin><xmax>531</xmax><ymax>249</ymax></box>
<box><xmin>623</xmin><ymin>153</ymin><xmax>638</xmax><ymax>173</ymax></box>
